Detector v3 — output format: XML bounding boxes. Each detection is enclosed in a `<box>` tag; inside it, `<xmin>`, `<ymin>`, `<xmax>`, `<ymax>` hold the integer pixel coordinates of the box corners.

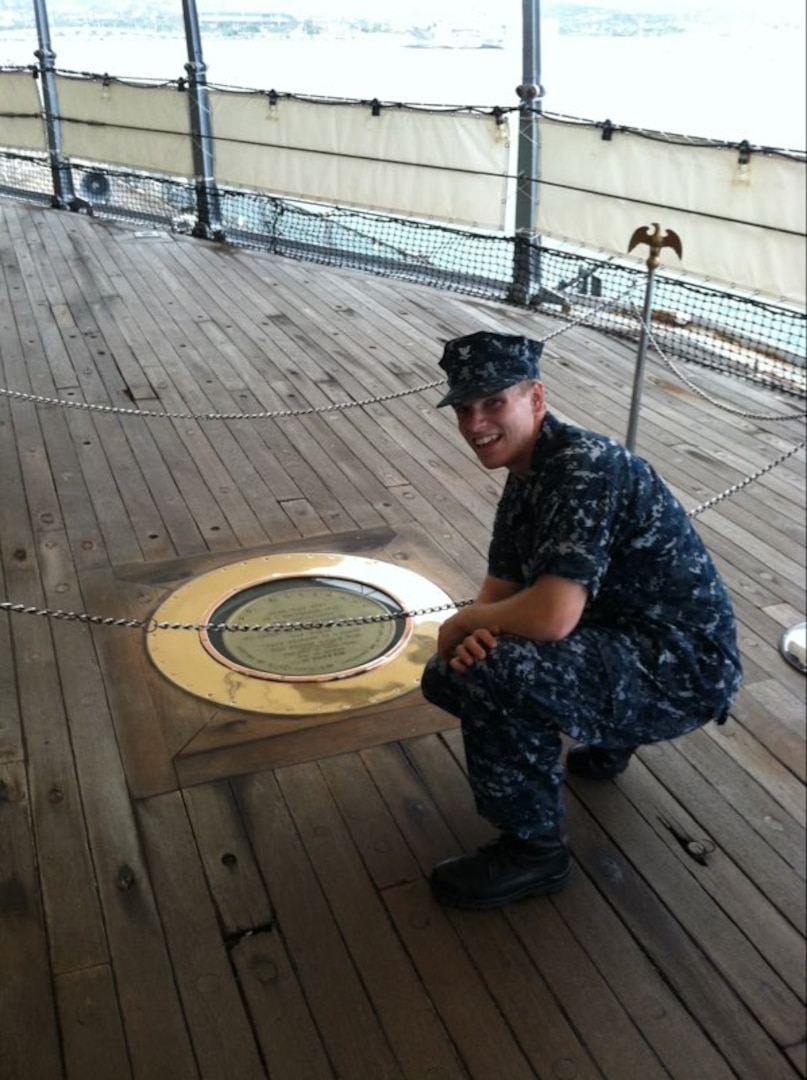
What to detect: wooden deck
<box><xmin>1</xmin><ymin>199</ymin><xmax>805</xmax><ymax>1080</ymax></box>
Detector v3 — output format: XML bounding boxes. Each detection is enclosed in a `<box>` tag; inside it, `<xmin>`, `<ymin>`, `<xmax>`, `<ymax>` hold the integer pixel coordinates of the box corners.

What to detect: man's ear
<box><xmin>531</xmin><ymin>380</ymin><xmax>545</xmax><ymax>412</ymax></box>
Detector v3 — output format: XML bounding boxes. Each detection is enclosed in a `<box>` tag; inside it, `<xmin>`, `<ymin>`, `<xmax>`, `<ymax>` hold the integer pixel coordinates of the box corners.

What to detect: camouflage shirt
<box><xmin>488</xmin><ymin>411</ymin><xmax>741</xmax><ymax>671</ymax></box>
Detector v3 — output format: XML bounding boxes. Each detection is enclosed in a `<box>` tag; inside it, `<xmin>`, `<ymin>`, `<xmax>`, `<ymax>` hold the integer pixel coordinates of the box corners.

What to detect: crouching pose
<box><xmin>422</xmin><ymin>331</ymin><xmax>742</xmax><ymax>910</ymax></box>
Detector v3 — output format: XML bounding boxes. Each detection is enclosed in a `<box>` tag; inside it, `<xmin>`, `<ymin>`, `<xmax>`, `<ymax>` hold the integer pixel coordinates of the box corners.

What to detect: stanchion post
<box><xmin>509</xmin><ymin>0</ymin><xmax>542</xmax><ymax>306</ymax></box>
<box><xmin>181</xmin><ymin>0</ymin><xmax>224</xmax><ymax>240</ymax></box>
<box><xmin>625</xmin><ymin>223</ymin><xmax>682</xmax><ymax>452</ymax></box>
<box><xmin>32</xmin><ymin>0</ymin><xmax>77</xmax><ymax>210</ymax></box>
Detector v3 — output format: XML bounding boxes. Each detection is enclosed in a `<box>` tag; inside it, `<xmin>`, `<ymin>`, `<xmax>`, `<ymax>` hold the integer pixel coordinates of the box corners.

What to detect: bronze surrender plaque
<box><xmin>146</xmin><ymin>551</ymin><xmax>454</xmax><ymax>715</ymax></box>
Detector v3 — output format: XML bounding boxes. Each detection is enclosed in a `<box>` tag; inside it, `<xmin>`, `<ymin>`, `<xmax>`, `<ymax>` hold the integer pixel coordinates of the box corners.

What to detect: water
<box><xmin>2</xmin><ymin>13</ymin><xmax>804</xmax><ymax>363</ymax></box>
<box><xmin>2</xmin><ymin>19</ymin><xmax>805</xmax><ymax>149</ymax></box>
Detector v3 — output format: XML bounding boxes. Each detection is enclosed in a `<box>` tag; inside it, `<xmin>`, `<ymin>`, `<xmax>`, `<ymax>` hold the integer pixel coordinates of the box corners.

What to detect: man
<box><xmin>421</xmin><ymin>331</ymin><xmax>742</xmax><ymax>910</ymax></box>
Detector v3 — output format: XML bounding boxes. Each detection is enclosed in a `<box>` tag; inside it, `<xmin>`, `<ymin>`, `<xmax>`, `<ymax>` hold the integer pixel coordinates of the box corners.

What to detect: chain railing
<box><xmin>0</xmin><ymin>282</ymin><xmax>641</xmax><ymax>421</ymax></box>
<box><xmin>1</xmin><ymin>440</ymin><xmax>802</xmax><ymax>636</ymax></box>
<box><xmin>632</xmin><ymin>300</ymin><xmax>807</xmax><ymax>422</ymax></box>
<box><xmin>0</xmin><ymin>252</ymin><xmax>804</xmax><ymax>637</ymax></box>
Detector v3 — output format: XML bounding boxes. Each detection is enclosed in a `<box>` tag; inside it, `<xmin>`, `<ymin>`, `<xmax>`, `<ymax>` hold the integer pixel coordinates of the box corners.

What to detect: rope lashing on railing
<box><xmin>1</xmin><ymin>437</ymin><xmax>802</xmax><ymax>635</ymax></box>
<box><xmin>0</xmin><ymin>283</ymin><xmax>638</xmax><ymax>422</ymax></box>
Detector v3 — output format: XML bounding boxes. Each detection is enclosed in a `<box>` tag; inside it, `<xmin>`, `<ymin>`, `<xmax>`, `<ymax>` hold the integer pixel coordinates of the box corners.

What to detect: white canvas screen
<box><xmin>536</xmin><ymin>116</ymin><xmax>806</xmax><ymax>304</ymax></box>
<box><xmin>209</xmin><ymin>92</ymin><xmax>509</xmax><ymax>229</ymax></box>
<box><xmin>55</xmin><ymin>76</ymin><xmax>194</xmax><ymax>176</ymax></box>
<box><xmin>0</xmin><ymin>71</ymin><xmax>46</xmax><ymax>151</ymax></box>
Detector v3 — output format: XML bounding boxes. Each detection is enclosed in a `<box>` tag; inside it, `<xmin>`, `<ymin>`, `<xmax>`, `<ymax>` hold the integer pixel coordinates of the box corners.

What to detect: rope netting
<box><xmin>1</xmin><ymin>149</ymin><xmax>804</xmax><ymax>400</ymax></box>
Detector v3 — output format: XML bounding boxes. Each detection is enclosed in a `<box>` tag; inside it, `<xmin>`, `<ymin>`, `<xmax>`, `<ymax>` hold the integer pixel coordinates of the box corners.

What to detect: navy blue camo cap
<box><xmin>437</xmin><ymin>332</ymin><xmax>543</xmax><ymax>408</ymax></box>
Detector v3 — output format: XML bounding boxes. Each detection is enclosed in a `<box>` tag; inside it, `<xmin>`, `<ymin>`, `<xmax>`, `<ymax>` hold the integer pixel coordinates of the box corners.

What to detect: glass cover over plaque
<box><xmin>203</xmin><ymin>576</ymin><xmax>407</xmax><ymax>681</ymax></box>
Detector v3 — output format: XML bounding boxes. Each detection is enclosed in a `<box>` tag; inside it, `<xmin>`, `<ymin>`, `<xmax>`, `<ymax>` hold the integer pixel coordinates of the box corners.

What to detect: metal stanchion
<box><xmin>625</xmin><ymin>223</ymin><xmax>682</xmax><ymax>452</ymax></box>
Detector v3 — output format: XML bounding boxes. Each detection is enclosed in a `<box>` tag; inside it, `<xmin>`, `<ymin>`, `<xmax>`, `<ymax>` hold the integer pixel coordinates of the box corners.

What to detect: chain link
<box><xmin>534</xmin><ymin>281</ymin><xmax>638</xmax><ymax>342</ymax></box>
<box><xmin>684</xmin><ymin>439</ymin><xmax>805</xmax><ymax>517</ymax></box>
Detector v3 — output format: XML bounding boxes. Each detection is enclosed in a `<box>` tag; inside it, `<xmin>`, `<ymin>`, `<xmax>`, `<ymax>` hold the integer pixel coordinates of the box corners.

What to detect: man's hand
<box><xmin>433</xmin><ymin>573</ymin><xmax>587</xmax><ymax>676</ymax></box>
<box><xmin>437</xmin><ymin>609</ymin><xmax>473</xmax><ymax>660</ymax></box>
<box><xmin>436</xmin><ymin>600</ymin><xmax>500</xmax><ymax>674</ymax></box>
<box><xmin>448</xmin><ymin>627</ymin><xmax>499</xmax><ymax>674</ymax></box>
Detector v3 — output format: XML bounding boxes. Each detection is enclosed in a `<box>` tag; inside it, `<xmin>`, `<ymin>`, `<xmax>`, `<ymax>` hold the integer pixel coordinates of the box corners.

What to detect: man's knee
<box><xmin>421</xmin><ymin>653</ymin><xmax>445</xmax><ymax>704</ymax></box>
<box><xmin>421</xmin><ymin>652</ymin><xmax>494</xmax><ymax>718</ymax></box>
<box><xmin>422</xmin><ymin>634</ymin><xmax>605</xmax><ymax>731</ymax></box>
<box><xmin>421</xmin><ymin>644</ymin><xmax>518</xmax><ymax>714</ymax></box>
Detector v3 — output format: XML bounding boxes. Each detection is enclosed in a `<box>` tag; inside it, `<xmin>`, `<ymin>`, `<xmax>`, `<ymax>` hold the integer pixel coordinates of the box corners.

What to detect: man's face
<box><xmin>452</xmin><ymin>381</ymin><xmax>544</xmax><ymax>475</ymax></box>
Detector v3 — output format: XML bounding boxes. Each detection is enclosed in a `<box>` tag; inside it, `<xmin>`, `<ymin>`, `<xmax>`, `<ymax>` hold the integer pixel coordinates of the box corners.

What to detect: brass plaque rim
<box><xmin>146</xmin><ymin>552</ymin><xmax>453</xmax><ymax>716</ymax></box>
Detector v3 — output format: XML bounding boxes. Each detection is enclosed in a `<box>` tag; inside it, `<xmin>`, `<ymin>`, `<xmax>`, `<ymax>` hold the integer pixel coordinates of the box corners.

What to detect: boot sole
<box><xmin>430</xmin><ymin>867</ymin><xmax>572</xmax><ymax>911</ymax></box>
<box><xmin>566</xmin><ymin>749</ymin><xmax>633</xmax><ymax>780</ymax></box>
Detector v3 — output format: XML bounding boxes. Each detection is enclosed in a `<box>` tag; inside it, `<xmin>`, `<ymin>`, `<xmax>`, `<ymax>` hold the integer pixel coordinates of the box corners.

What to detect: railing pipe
<box><xmin>181</xmin><ymin>0</ymin><xmax>223</xmax><ymax>239</ymax></box>
<box><xmin>31</xmin><ymin>0</ymin><xmax>76</xmax><ymax>209</ymax></box>
<box><xmin>625</xmin><ymin>266</ymin><xmax>657</xmax><ymax>452</ymax></box>
<box><xmin>509</xmin><ymin>0</ymin><xmax>542</xmax><ymax>306</ymax></box>
<box><xmin>625</xmin><ymin>223</ymin><xmax>683</xmax><ymax>451</ymax></box>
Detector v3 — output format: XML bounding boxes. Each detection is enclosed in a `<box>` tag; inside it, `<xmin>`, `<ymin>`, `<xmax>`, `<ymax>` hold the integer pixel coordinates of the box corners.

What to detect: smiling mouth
<box><xmin>474</xmin><ymin>434</ymin><xmax>501</xmax><ymax>449</ymax></box>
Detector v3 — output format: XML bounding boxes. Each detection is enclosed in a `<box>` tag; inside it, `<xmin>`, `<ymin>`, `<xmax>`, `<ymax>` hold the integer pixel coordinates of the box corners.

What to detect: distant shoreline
<box><xmin>2</xmin><ymin>24</ymin><xmax>803</xmax><ymax>149</ymax></box>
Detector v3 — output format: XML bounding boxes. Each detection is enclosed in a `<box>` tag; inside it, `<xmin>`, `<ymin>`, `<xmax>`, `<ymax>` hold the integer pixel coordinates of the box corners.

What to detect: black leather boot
<box><xmin>566</xmin><ymin>744</ymin><xmax>637</xmax><ymax>780</ymax></box>
<box><xmin>430</xmin><ymin>832</ymin><xmax>571</xmax><ymax>910</ymax></box>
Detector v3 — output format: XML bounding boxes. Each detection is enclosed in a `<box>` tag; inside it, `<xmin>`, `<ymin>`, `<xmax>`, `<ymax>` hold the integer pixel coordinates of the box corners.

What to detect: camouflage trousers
<box><xmin>421</xmin><ymin>627</ymin><xmax>739</xmax><ymax>838</ymax></box>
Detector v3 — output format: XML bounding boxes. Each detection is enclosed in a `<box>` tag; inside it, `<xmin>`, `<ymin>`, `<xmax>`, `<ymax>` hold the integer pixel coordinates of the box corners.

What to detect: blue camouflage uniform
<box><xmin>421</xmin><ymin>410</ymin><xmax>742</xmax><ymax>839</ymax></box>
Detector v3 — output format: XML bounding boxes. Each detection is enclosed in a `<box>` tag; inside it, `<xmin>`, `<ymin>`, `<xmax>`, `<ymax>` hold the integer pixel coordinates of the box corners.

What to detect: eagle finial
<box><xmin>628</xmin><ymin>223</ymin><xmax>683</xmax><ymax>269</ymax></box>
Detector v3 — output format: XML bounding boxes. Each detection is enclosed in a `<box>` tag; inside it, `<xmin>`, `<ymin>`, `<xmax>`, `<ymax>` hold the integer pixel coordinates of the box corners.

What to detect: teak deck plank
<box><xmin>136</xmin><ymin>792</ymin><xmax>268</xmax><ymax>1080</ymax></box>
<box><xmin>1</xmin><ymin>201</ymin><xmax>805</xmax><ymax>1080</ymax></box>
<box><xmin>181</xmin><ymin>781</ymin><xmax>275</xmax><ymax>937</ymax></box>
<box><xmin>234</xmin><ymin>770</ymin><xmax>404</xmax><ymax>1079</ymax></box>
<box><xmin>54</xmin><ymin>965</ymin><xmax>130</xmax><ymax>1080</ymax></box>
<box><xmin>0</xmin><ymin>459</ymin><xmax>109</xmax><ymax>981</ymax></box>
<box><xmin>275</xmin><ymin>760</ymin><xmax>468</xmax><ymax>1079</ymax></box>
<box><xmin>625</xmin><ymin>754</ymin><xmax>805</xmax><ymax>997</ymax></box>
<box><xmin>567</xmin><ymin>775</ymin><xmax>804</xmax><ymax>1047</ymax></box>
<box><xmin>561</xmin><ymin>792</ymin><xmax>797</xmax><ymax>1080</ymax></box>
<box><xmin>384</xmin><ymin>879</ymin><xmax>546</xmax><ymax>1080</ymax></box>
<box><xmin>401</xmin><ymin>731</ymin><xmax>726</xmax><ymax>1076</ymax></box>
<box><xmin>362</xmin><ymin>737</ymin><xmax>672</xmax><ymax>1077</ymax></box>
<box><xmin>229</xmin><ymin>930</ymin><xmax>335</xmax><ymax>1080</ymax></box>
<box><xmin>0</xmin><ymin>763</ymin><xmax>64</xmax><ymax>1080</ymax></box>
